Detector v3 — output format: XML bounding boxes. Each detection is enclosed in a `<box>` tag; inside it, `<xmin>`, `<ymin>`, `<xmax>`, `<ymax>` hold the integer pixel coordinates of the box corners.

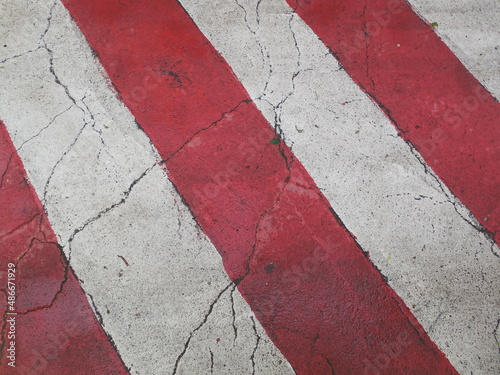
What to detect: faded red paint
<box><xmin>62</xmin><ymin>0</ymin><xmax>459</xmax><ymax>373</ymax></box>
<box><xmin>287</xmin><ymin>0</ymin><xmax>500</xmax><ymax>245</ymax></box>
<box><xmin>0</xmin><ymin>122</ymin><xmax>128</xmax><ymax>375</ymax></box>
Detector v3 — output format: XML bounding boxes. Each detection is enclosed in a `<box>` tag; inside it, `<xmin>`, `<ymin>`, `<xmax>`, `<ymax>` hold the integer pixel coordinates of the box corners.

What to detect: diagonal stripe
<box><xmin>406</xmin><ymin>0</ymin><xmax>500</xmax><ymax>99</ymax></box>
<box><xmin>285</xmin><ymin>0</ymin><xmax>500</xmax><ymax>245</ymax></box>
<box><xmin>0</xmin><ymin>121</ymin><xmax>128</xmax><ymax>375</ymax></box>
<box><xmin>61</xmin><ymin>0</ymin><xmax>459</xmax><ymax>373</ymax></box>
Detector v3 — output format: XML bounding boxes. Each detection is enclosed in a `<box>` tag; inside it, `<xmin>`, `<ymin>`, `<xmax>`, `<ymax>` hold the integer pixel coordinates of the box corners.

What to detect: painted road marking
<box><xmin>285</xmin><ymin>0</ymin><xmax>500</xmax><ymax>245</ymax></box>
<box><xmin>177</xmin><ymin>0</ymin><xmax>500</xmax><ymax>373</ymax></box>
<box><xmin>407</xmin><ymin>0</ymin><xmax>500</xmax><ymax>99</ymax></box>
<box><xmin>60</xmin><ymin>0</ymin><xmax>461</xmax><ymax>373</ymax></box>
<box><xmin>0</xmin><ymin>0</ymin><xmax>498</xmax><ymax>373</ymax></box>
<box><xmin>0</xmin><ymin>2</ymin><xmax>294</xmax><ymax>374</ymax></box>
<box><xmin>0</xmin><ymin>121</ymin><xmax>128</xmax><ymax>374</ymax></box>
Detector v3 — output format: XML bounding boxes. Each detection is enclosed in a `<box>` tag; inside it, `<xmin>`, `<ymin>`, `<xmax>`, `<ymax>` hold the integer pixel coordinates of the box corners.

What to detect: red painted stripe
<box><xmin>285</xmin><ymin>0</ymin><xmax>500</xmax><ymax>245</ymax></box>
<box><xmin>0</xmin><ymin>122</ymin><xmax>128</xmax><ymax>374</ymax></box>
<box><xmin>62</xmin><ymin>1</ymin><xmax>459</xmax><ymax>373</ymax></box>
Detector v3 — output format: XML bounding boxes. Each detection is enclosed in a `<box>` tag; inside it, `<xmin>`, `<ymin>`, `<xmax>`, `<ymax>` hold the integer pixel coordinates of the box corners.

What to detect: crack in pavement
<box><xmin>45</xmin><ymin>42</ymin><xmax>80</xmax><ymax>110</ymax></box>
<box><xmin>249</xmin><ymin>316</ymin><xmax>261</xmax><ymax>375</ymax></box>
<box><xmin>327</xmin><ymin>39</ymin><xmax>498</xmax><ymax>249</ymax></box>
<box><xmin>31</xmin><ymin>9</ymin><xmax>125</xmax><ymax>214</ymax></box>
<box><xmin>323</xmin><ymin>354</ymin><xmax>336</xmax><ymax>375</ymax></box>
<box><xmin>234</xmin><ymin>0</ymin><xmax>272</xmax><ymax>95</ymax></box>
<box><xmin>64</xmin><ymin>163</ymin><xmax>156</xmax><ymax>261</ymax></box>
<box><xmin>161</xmin><ymin>98</ymin><xmax>252</xmax><ymax>164</ymax></box>
<box><xmin>341</xmin><ymin>66</ymin><xmax>498</xmax><ymax>242</ymax></box>
<box><xmin>229</xmin><ymin>285</ymin><xmax>238</xmax><ymax>341</ymax></box>
<box><xmin>0</xmin><ymin>46</ymin><xmax>43</xmax><ymax>65</ymax></box>
<box><xmin>242</xmin><ymin>149</ymin><xmax>292</xmax><ymax>279</ymax></box>
<box><xmin>406</xmin><ymin>140</ymin><xmax>497</xmax><ymax>247</ymax></box>
<box><xmin>491</xmin><ymin>242</ymin><xmax>500</xmax><ymax>260</ymax></box>
<box><xmin>209</xmin><ymin>349</ymin><xmax>214</xmax><ymax>375</ymax></box>
<box><xmin>0</xmin><ymin>214</ymin><xmax>43</xmax><ymax>242</ymax></box>
<box><xmin>80</xmin><ymin>94</ymin><xmax>118</xmax><ymax>162</ymax></box>
<box><xmin>172</xmin><ymin>281</ymin><xmax>234</xmax><ymax>375</ymax></box>
<box><xmin>263</xmin><ymin>12</ymin><xmax>309</xmax><ymax>146</ymax></box>
<box><xmin>16</xmin><ymin>104</ymin><xmax>76</xmax><ymax>152</ymax></box>
<box><xmin>39</xmin><ymin>1</ymin><xmax>57</xmax><ymax>43</ymax></box>
<box><xmin>41</xmin><ymin>119</ymin><xmax>89</xmax><ymax>209</ymax></box>
<box><xmin>41</xmin><ymin>3</ymin><xmax>88</xmax><ymax>116</ymax></box>
<box><xmin>256</xmin><ymin>11</ymin><xmax>307</xmax><ymax>148</ymax></box>
<box><xmin>16</xmin><ymin>239</ymin><xmax>70</xmax><ymax>316</ymax></box>
<box><xmin>0</xmin><ymin>1</ymin><xmax>56</xmax><ymax>65</ymax></box>
<box><xmin>493</xmin><ymin>318</ymin><xmax>500</xmax><ymax>355</ymax></box>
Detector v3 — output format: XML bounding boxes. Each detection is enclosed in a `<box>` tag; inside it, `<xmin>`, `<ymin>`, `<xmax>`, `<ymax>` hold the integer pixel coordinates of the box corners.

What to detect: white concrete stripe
<box><xmin>0</xmin><ymin>1</ymin><xmax>295</xmax><ymax>374</ymax></box>
<box><xmin>407</xmin><ymin>0</ymin><xmax>500</xmax><ymax>99</ymax></box>
<box><xmin>177</xmin><ymin>0</ymin><xmax>500</xmax><ymax>373</ymax></box>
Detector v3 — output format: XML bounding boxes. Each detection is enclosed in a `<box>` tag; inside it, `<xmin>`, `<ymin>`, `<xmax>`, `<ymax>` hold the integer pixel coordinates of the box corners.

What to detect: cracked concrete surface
<box><xmin>161</xmin><ymin>99</ymin><xmax>252</xmax><ymax>164</ymax></box>
<box><xmin>0</xmin><ymin>1</ymin><xmax>294</xmax><ymax>374</ymax></box>
<box><xmin>172</xmin><ymin>283</ymin><xmax>289</xmax><ymax>374</ymax></box>
<box><xmin>178</xmin><ymin>0</ymin><xmax>500</xmax><ymax>373</ymax></box>
<box><xmin>68</xmin><ymin>165</ymin><xmax>293</xmax><ymax>374</ymax></box>
<box><xmin>1</xmin><ymin>0</ymin><xmax>498</xmax><ymax>373</ymax></box>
